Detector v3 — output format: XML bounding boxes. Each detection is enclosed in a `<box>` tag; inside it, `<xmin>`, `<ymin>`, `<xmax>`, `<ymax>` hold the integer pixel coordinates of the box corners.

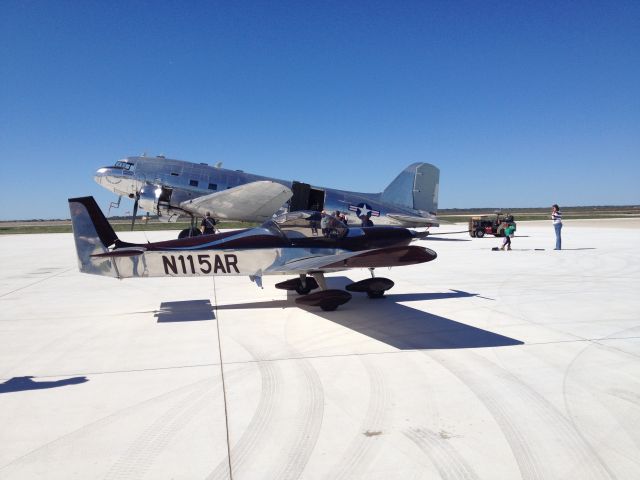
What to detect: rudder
<box><xmin>381</xmin><ymin>163</ymin><xmax>439</xmax><ymax>214</ymax></box>
<box><xmin>68</xmin><ymin>196</ymin><xmax>120</xmax><ymax>277</ymax></box>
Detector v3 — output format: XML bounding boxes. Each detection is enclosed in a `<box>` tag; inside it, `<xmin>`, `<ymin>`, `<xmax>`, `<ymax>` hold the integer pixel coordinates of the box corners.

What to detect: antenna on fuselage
<box><xmin>215</xmin><ymin>162</ymin><xmax>223</xmax><ymax>168</ymax></box>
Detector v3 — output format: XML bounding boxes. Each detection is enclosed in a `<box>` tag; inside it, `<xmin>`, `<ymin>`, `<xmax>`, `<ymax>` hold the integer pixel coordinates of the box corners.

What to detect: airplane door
<box><xmin>308</xmin><ymin>187</ymin><xmax>325</xmax><ymax>211</ymax></box>
<box><xmin>158</xmin><ymin>187</ymin><xmax>173</xmax><ymax>205</ymax></box>
<box><xmin>290</xmin><ymin>181</ymin><xmax>324</xmax><ymax>212</ymax></box>
<box><xmin>290</xmin><ymin>182</ymin><xmax>311</xmax><ymax>211</ymax></box>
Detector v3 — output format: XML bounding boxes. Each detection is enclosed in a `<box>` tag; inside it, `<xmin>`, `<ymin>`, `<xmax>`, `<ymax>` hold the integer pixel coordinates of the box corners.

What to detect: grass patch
<box><xmin>1</xmin><ymin>208</ymin><xmax>637</xmax><ymax>235</ymax></box>
<box><xmin>0</xmin><ymin>221</ymin><xmax>258</xmax><ymax>235</ymax></box>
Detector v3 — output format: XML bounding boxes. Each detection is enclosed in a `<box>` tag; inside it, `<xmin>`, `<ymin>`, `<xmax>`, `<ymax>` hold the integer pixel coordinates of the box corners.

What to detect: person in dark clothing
<box><xmin>200</xmin><ymin>212</ymin><xmax>217</xmax><ymax>235</ymax></box>
<box><xmin>320</xmin><ymin>211</ymin><xmax>330</xmax><ymax>236</ymax></box>
<box><xmin>360</xmin><ymin>215</ymin><xmax>373</xmax><ymax>227</ymax></box>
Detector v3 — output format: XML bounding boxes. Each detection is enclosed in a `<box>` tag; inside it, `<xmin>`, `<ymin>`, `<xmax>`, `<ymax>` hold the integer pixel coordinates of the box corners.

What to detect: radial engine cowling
<box><xmin>138</xmin><ymin>185</ymin><xmax>181</xmax><ymax>222</ymax></box>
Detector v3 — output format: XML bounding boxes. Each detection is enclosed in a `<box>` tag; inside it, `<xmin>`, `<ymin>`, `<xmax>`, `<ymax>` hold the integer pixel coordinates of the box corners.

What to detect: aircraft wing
<box><xmin>180</xmin><ymin>181</ymin><xmax>293</xmax><ymax>221</ymax></box>
<box><xmin>265</xmin><ymin>245</ymin><xmax>436</xmax><ymax>274</ymax></box>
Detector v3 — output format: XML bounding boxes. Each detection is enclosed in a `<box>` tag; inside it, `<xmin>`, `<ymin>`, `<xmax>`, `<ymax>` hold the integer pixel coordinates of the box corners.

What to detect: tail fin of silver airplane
<box><xmin>68</xmin><ymin>196</ymin><xmax>120</xmax><ymax>277</ymax></box>
<box><xmin>381</xmin><ymin>163</ymin><xmax>440</xmax><ymax>214</ymax></box>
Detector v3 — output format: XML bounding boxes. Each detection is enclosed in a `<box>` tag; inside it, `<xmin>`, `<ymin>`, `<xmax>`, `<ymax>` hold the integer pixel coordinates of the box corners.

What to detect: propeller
<box><xmin>130</xmin><ymin>193</ymin><xmax>140</xmax><ymax>231</ymax></box>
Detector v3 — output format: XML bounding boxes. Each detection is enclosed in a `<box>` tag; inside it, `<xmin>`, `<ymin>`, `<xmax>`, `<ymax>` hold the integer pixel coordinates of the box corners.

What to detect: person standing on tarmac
<box><xmin>551</xmin><ymin>204</ymin><xmax>562</xmax><ymax>250</ymax></box>
<box><xmin>320</xmin><ymin>211</ymin><xmax>330</xmax><ymax>236</ymax></box>
<box><xmin>200</xmin><ymin>212</ymin><xmax>217</xmax><ymax>235</ymax></box>
<box><xmin>500</xmin><ymin>223</ymin><xmax>516</xmax><ymax>250</ymax></box>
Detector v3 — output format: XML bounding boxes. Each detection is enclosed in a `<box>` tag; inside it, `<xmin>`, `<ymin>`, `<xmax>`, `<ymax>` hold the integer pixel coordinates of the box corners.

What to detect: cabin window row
<box><xmin>186</xmin><ymin>179</ymin><xmax>218</xmax><ymax>190</ymax></box>
<box><xmin>167</xmin><ymin>173</ymin><xmax>220</xmax><ymax>190</ymax></box>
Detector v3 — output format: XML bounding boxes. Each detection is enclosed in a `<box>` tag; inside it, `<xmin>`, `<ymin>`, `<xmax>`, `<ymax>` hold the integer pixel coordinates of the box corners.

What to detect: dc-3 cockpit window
<box><xmin>115</xmin><ymin>161</ymin><xmax>134</xmax><ymax>171</ymax></box>
<box><xmin>264</xmin><ymin>211</ymin><xmax>348</xmax><ymax>240</ymax></box>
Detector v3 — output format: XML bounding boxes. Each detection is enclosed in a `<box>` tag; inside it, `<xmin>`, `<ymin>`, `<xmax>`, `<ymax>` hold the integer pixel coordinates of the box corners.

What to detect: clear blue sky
<box><xmin>1</xmin><ymin>0</ymin><xmax>638</xmax><ymax>220</ymax></box>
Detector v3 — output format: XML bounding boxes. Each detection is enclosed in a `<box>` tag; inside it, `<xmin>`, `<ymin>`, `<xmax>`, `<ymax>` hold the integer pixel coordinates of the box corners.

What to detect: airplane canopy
<box><xmin>266</xmin><ymin>210</ymin><xmax>348</xmax><ymax>240</ymax></box>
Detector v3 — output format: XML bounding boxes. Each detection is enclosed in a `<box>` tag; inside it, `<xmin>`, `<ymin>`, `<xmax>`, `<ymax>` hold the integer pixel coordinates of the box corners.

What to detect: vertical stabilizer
<box><xmin>68</xmin><ymin>197</ymin><xmax>119</xmax><ymax>277</ymax></box>
<box><xmin>381</xmin><ymin>163</ymin><xmax>439</xmax><ymax>214</ymax></box>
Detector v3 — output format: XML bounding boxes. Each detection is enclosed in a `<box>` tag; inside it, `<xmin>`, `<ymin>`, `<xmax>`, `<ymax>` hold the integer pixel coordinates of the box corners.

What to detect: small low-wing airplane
<box><xmin>94</xmin><ymin>155</ymin><xmax>440</xmax><ymax>236</ymax></box>
<box><xmin>69</xmin><ymin>196</ymin><xmax>437</xmax><ymax>311</ymax></box>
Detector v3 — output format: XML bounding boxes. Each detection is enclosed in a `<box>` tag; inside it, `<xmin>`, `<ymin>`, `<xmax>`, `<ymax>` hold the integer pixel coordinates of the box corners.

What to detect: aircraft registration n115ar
<box><xmin>69</xmin><ymin>196</ymin><xmax>437</xmax><ymax>311</ymax></box>
<box><xmin>94</xmin><ymin>155</ymin><xmax>440</xmax><ymax>236</ymax></box>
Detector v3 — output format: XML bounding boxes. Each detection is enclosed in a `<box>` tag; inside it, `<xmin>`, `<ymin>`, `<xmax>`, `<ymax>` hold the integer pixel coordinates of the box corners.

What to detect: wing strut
<box><xmin>310</xmin><ymin>272</ymin><xmax>327</xmax><ymax>290</ymax></box>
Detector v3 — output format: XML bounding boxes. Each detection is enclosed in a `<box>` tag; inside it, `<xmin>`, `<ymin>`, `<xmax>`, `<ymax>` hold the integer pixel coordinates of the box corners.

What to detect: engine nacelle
<box><xmin>138</xmin><ymin>185</ymin><xmax>181</xmax><ymax>223</ymax></box>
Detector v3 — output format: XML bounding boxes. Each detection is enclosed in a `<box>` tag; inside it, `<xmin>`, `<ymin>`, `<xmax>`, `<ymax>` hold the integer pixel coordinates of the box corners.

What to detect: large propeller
<box><xmin>130</xmin><ymin>192</ymin><xmax>140</xmax><ymax>231</ymax></box>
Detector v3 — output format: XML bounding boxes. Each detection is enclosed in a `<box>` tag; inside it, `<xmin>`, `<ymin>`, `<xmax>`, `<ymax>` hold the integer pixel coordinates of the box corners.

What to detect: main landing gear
<box><xmin>275</xmin><ymin>270</ymin><xmax>394</xmax><ymax>311</ymax></box>
<box><xmin>178</xmin><ymin>215</ymin><xmax>202</xmax><ymax>239</ymax></box>
<box><xmin>178</xmin><ymin>227</ymin><xmax>201</xmax><ymax>239</ymax></box>
<box><xmin>275</xmin><ymin>274</ymin><xmax>319</xmax><ymax>295</ymax></box>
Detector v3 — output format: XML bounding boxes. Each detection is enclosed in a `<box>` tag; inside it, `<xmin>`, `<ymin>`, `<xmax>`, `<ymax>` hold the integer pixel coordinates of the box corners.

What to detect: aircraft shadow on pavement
<box><xmin>317</xmin><ymin>297</ymin><xmax>522</xmax><ymax>350</ymax></box>
<box><xmin>0</xmin><ymin>376</ymin><xmax>88</xmax><ymax>394</ymax></box>
<box><xmin>216</xmin><ymin>278</ymin><xmax>521</xmax><ymax>350</ymax></box>
<box><xmin>155</xmin><ymin>300</ymin><xmax>216</xmax><ymax>322</ymax></box>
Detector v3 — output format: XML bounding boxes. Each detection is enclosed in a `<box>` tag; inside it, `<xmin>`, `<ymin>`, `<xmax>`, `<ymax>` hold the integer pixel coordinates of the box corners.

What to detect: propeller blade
<box><xmin>131</xmin><ymin>196</ymin><xmax>139</xmax><ymax>231</ymax></box>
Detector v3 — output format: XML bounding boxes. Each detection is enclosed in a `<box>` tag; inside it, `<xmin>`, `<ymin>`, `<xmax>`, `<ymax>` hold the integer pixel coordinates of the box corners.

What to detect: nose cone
<box><xmin>94</xmin><ymin>166</ymin><xmax>137</xmax><ymax>196</ymax></box>
<box><xmin>94</xmin><ymin>167</ymin><xmax>112</xmax><ymax>186</ymax></box>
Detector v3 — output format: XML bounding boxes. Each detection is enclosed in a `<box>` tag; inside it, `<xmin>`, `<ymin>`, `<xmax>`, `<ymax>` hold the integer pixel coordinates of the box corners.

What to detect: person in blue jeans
<box><xmin>551</xmin><ymin>204</ymin><xmax>562</xmax><ymax>250</ymax></box>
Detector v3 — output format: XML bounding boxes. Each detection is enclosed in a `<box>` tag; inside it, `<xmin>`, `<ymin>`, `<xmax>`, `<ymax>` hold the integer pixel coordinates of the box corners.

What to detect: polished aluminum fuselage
<box><xmin>71</xmin><ymin>195</ymin><xmax>427</xmax><ymax>281</ymax></box>
<box><xmin>95</xmin><ymin>156</ymin><xmax>437</xmax><ymax>227</ymax></box>
<box><xmin>96</xmin><ymin>247</ymin><xmax>347</xmax><ymax>279</ymax></box>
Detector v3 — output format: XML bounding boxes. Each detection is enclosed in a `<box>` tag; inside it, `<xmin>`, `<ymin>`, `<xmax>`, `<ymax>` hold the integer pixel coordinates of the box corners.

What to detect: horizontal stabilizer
<box><xmin>181</xmin><ymin>181</ymin><xmax>292</xmax><ymax>221</ymax></box>
<box><xmin>387</xmin><ymin>213</ymin><xmax>440</xmax><ymax>227</ymax></box>
<box><xmin>91</xmin><ymin>247</ymin><xmax>146</xmax><ymax>258</ymax></box>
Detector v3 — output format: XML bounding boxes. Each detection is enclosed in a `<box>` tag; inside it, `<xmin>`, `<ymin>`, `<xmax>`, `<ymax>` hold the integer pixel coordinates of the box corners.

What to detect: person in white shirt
<box><xmin>551</xmin><ymin>204</ymin><xmax>562</xmax><ymax>250</ymax></box>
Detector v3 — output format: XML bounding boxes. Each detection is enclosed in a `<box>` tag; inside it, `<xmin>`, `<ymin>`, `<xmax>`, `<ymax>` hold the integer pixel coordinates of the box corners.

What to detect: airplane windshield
<box><xmin>268</xmin><ymin>211</ymin><xmax>348</xmax><ymax>240</ymax></box>
<box><xmin>115</xmin><ymin>161</ymin><xmax>134</xmax><ymax>170</ymax></box>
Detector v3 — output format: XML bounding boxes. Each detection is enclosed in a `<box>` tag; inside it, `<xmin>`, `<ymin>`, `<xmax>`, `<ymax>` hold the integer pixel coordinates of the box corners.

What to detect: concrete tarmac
<box><xmin>1</xmin><ymin>219</ymin><xmax>639</xmax><ymax>479</ymax></box>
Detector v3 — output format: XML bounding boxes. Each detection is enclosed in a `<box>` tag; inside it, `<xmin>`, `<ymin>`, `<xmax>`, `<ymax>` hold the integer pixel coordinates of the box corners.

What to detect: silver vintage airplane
<box><xmin>69</xmin><ymin>196</ymin><xmax>437</xmax><ymax>311</ymax></box>
<box><xmin>94</xmin><ymin>155</ymin><xmax>440</xmax><ymax>237</ymax></box>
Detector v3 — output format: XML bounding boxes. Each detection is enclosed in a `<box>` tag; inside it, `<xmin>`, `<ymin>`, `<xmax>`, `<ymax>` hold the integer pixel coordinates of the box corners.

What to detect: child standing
<box><xmin>500</xmin><ymin>223</ymin><xmax>516</xmax><ymax>250</ymax></box>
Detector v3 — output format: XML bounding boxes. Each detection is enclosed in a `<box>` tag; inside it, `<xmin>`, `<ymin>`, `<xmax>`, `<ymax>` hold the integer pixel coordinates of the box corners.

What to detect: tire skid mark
<box><xmin>428</xmin><ymin>350</ymin><xmax>613</xmax><ymax>480</ymax></box>
<box><xmin>0</xmin><ymin>318</ymin><xmax>111</xmax><ymax>380</ymax></box>
<box><xmin>0</xmin><ymin>377</ymin><xmax>215</xmax><ymax>475</ymax></box>
<box><xmin>0</xmin><ymin>267</ymin><xmax>74</xmax><ymax>298</ymax></box>
<box><xmin>104</xmin><ymin>379</ymin><xmax>219</xmax><ymax>480</ymax></box>
<box><xmin>562</xmin><ymin>325</ymin><xmax>640</xmax><ymax>473</ymax></box>
<box><xmin>605</xmin><ymin>387</ymin><xmax>640</xmax><ymax>452</ymax></box>
<box><xmin>456</xmin><ymin>375</ymin><xmax>541</xmax><ymax>480</ymax></box>
<box><xmin>329</xmin><ymin>358</ymin><xmax>389</xmax><ymax>480</ymax></box>
<box><xmin>270</xmin><ymin>356</ymin><xmax>324</xmax><ymax>480</ymax></box>
<box><xmin>206</xmin><ymin>342</ymin><xmax>281</xmax><ymax>480</ymax></box>
<box><xmin>404</xmin><ymin>428</ymin><xmax>479</xmax><ymax>480</ymax></box>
